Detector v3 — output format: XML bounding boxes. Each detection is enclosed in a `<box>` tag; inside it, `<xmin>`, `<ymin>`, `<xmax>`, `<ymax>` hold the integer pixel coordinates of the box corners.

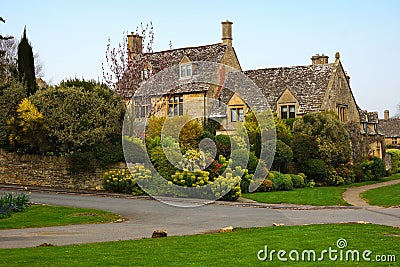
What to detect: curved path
<box><xmin>0</xmin><ymin>188</ymin><xmax>399</xmax><ymax>248</ymax></box>
<box><xmin>343</xmin><ymin>179</ymin><xmax>400</xmax><ymax>207</ymax></box>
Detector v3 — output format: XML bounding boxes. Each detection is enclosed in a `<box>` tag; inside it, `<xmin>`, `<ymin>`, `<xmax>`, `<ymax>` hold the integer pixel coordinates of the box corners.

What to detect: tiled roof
<box><xmin>132</xmin><ymin>44</ymin><xmax>229</xmax><ymax>97</ymax></box>
<box><xmin>378</xmin><ymin>118</ymin><xmax>400</xmax><ymax>138</ymax></box>
<box><xmin>146</xmin><ymin>43</ymin><xmax>228</xmax><ymax>69</ymax></box>
<box><xmin>360</xmin><ymin>110</ymin><xmax>379</xmax><ymax>123</ymax></box>
<box><xmin>243</xmin><ymin>64</ymin><xmax>335</xmax><ymax>114</ymax></box>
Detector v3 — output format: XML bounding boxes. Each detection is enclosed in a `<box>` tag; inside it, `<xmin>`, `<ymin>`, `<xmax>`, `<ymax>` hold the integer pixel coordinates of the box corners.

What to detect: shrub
<box><xmin>300</xmin><ymin>159</ymin><xmax>328</xmax><ymax>184</ymax></box>
<box><xmin>256</xmin><ymin>172</ymin><xmax>274</xmax><ymax>192</ymax></box>
<box><xmin>171</xmin><ymin>169</ymin><xmax>210</xmax><ymax>187</ymax></box>
<box><xmin>289</xmin><ymin>174</ymin><xmax>305</xmax><ymax>188</ymax></box>
<box><xmin>210</xmin><ymin>169</ymin><xmax>241</xmax><ymax>201</ymax></box>
<box><xmin>103</xmin><ymin>167</ymin><xmax>149</xmax><ymax>195</ymax></box>
<box><xmin>270</xmin><ymin>171</ymin><xmax>293</xmax><ymax>191</ymax></box>
<box><xmin>370</xmin><ymin>156</ymin><xmax>385</xmax><ymax>180</ymax></box>
<box><xmin>386</xmin><ymin>149</ymin><xmax>400</xmax><ymax>173</ymax></box>
<box><xmin>204</xmin><ymin>154</ymin><xmax>229</xmax><ymax>181</ymax></box>
<box><xmin>352</xmin><ymin>163</ymin><xmax>366</xmax><ymax>182</ymax></box>
<box><xmin>238</xmin><ymin>168</ymin><xmax>254</xmax><ymax>194</ymax></box>
<box><xmin>215</xmin><ymin>134</ymin><xmax>231</xmax><ymax>159</ymax></box>
<box><xmin>0</xmin><ymin>192</ymin><xmax>30</xmax><ymax>219</ymax></box>
<box><xmin>273</xmin><ymin>140</ymin><xmax>293</xmax><ymax>172</ymax></box>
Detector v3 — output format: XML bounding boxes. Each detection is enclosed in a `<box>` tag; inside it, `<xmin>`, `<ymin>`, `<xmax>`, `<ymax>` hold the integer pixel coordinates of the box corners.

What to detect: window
<box><xmin>392</xmin><ymin>138</ymin><xmax>398</xmax><ymax>145</ymax></box>
<box><xmin>363</xmin><ymin>123</ymin><xmax>367</xmax><ymax>132</ymax></box>
<box><xmin>231</xmin><ymin>107</ymin><xmax>244</xmax><ymax>122</ymax></box>
<box><xmin>280</xmin><ymin>105</ymin><xmax>295</xmax><ymax>119</ymax></box>
<box><xmin>168</xmin><ymin>95</ymin><xmax>183</xmax><ymax>117</ymax></box>
<box><xmin>337</xmin><ymin>105</ymin><xmax>347</xmax><ymax>122</ymax></box>
<box><xmin>179</xmin><ymin>64</ymin><xmax>192</xmax><ymax>79</ymax></box>
<box><xmin>142</xmin><ymin>68</ymin><xmax>153</xmax><ymax>80</ymax></box>
<box><xmin>134</xmin><ymin>97</ymin><xmax>151</xmax><ymax>118</ymax></box>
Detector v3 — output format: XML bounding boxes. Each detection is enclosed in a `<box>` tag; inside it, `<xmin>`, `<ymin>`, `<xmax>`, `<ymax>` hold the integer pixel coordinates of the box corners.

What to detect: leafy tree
<box><xmin>293</xmin><ymin>112</ymin><xmax>351</xmax><ymax>166</ymax></box>
<box><xmin>29</xmin><ymin>82</ymin><xmax>126</xmax><ymax>153</ymax></box>
<box><xmin>17</xmin><ymin>27</ymin><xmax>37</xmax><ymax>96</ymax></box>
<box><xmin>300</xmin><ymin>158</ymin><xmax>328</xmax><ymax>183</ymax></box>
<box><xmin>273</xmin><ymin>139</ymin><xmax>293</xmax><ymax>172</ymax></box>
<box><xmin>0</xmin><ymin>79</ymin><xmax>26</xmax><ymax>147</ymax></box>
<box><xmin>292</xmin><ymin>134</ymin><xmax>319</xmax><ymax>163</ymax></box>
<box><xmin>7</xmin><ymin>98</ymin><xmax>48</xmax><ymax>153</ymax></box>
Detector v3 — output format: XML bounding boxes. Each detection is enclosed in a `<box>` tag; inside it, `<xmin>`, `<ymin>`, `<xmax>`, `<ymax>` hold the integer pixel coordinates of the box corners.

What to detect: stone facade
<box><xmin>0</xmin><ymin>149</ymin><xmax>125</xmax><ymax>190</ymax></box>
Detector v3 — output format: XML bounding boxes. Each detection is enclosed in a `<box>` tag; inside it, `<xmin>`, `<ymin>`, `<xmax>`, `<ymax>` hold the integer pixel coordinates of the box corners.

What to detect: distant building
<box><xmin>378</xmin><ymin>110</ymin><xmax>400</xmax><ymax>149</ymax></box>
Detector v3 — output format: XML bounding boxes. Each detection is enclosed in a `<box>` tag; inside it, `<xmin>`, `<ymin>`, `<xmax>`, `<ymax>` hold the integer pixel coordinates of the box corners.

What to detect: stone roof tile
<box><xmin>243</xmin><ymin>64</ymin><xmax>335</xmax><ymax>114</ymax></box>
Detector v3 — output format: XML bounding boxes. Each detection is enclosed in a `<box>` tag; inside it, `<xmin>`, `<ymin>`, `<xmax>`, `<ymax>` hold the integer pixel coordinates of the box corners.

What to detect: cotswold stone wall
<box><xmin>0</xmin><ymin>149</ymin><xmax>125</xmax><ymax>190</ymax></box>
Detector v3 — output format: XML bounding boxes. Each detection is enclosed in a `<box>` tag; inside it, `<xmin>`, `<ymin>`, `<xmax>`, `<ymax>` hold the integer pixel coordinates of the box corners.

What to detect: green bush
<box><xmin>171</xmin><ymin>169</ymin><xmax>210</xmax><ymax>187</ymax></box>
<box><xmin>0</xmin><ymin>192</ymin><xmax>30</xmax><ymax>219</ymax></box>
<box><xmin>352</xmin><ymin>163</ymin><xmax>366</xmax><ymax>182</ymax></box>
<box><xmin>270</xmin><ymin>171</ymin><xmax>293</xmax><ymax>191</ymax></box>
<box><xmin>289</xmin><ymin>174</ymin><xmax>305</xmax><ymax>188</ymax></box>
<box><xmin>238</xmin><ymin>168</ymin><xmax>254</xmax><ymax>194</ymax></box>
<box><xmin>326</xmin><ymin>164</ymin><xmax>355</xmax><ymax>186</ymax></box>
<box><xmin>103</xmin><ymin>167</ymin><xmax>149</xmax><ymax>195</ymax></box>
<box><xmin>256</xmin><ymin>172</ymin><xmax>274</xmax><ymax>192</ymax></box>
<box><xmin>387</xmin><ymin>149</ymin><xmax>400</xmax><ymax>173</ymax></box>
<box><xmin>370</xmin><ymin>156</ymin><xmax>385</xmax><ymax>180</ymax></box>
<box><xmin>215</xmin><ymin>135</ymin><xmax>231</xmax><ymax>159</ymax></box>
<box><xmin>300</xmin><ymin>159</ymin><xmax>328</xmax><ymax>184</ymax></box>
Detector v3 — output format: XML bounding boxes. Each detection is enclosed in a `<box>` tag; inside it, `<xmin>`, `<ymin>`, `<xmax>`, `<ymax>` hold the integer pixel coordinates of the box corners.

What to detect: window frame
<box><xmin>230</xmin><ymin>107</ymin><xmax>244</xmax><ymax>122</ymax></box>
<box><xmin>280</xmin><ymin>104</ymin><xmax>295</xmax><ymax>119</ymax></box>
<box><xmin>168</xmin><ymin>95</ymin><xmax>184</xmax><ymax>117</ymax></box>
<box><xmin>134</xmin><ymin>97</ymin><xmax>151</xmax><ymax>118</ymax></box>
<box><xmin>179</xmin><ymin>63</ymin><xmax>192</xmax><ymax>79</ymax></box>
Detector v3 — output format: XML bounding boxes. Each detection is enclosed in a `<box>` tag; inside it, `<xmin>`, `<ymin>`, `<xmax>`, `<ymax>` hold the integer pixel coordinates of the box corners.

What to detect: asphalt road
<box><xmin>1</xmin><ymin>189</ymin><xmax>399</xmax><ymax>248</ymax></box>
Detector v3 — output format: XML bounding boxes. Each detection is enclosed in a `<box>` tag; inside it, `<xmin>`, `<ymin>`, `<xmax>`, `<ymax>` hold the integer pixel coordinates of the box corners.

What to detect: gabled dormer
<box><xmin>179</xmin><ymin>55</ymin><xmax>192</xmax><ymax>80</ymax></box>
<box><xmin>276</xmin><ymin>87</ymin><xmax>299</xmax><ymax>119</ymax></box>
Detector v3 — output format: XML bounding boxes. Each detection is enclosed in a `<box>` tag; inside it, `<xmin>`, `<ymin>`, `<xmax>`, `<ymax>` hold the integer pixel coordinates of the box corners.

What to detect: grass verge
<box><xmin>0</xmin><ymin>224</ymin><xmax>398</xmax><ymax>266</ymax></box>
<box><xmin>361</xmin><ymin>182</ymin><xmax>400</xmax><ymax>207</ymax></box>
<box><xmin>242</xmin><ymin>186</ymin><xmax>348</xmax><ymax>206</ymax></box>
<box><xmin>0</xmin><ymin>204</ymin><xmax>121</xmax><ymax>229</ymax></box>
<box><xmin>242</xmin><ymin>174</ymin><xmax>400</xmax><ymax>206</ymax></box>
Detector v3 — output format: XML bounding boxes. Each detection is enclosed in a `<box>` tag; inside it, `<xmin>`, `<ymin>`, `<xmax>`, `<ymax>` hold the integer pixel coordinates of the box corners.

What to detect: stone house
<box><xmin>128</xmin><ymin>21</ymin><xmax>241</xmax><ymax>123</ymax></box>
<box><xmin>359</xmin><ymin>110</ymin><xmax>385</xmax><ymax>158</ymax></box>
<box><xmin>125</xmin><ymin>20</ymin><xmax>385</xmax><ymax>160</ymax></box>
<box><xmin>128</xmin><ymin>21</ymin><xmax>360</xmax><ymax>126</ymax></box>
<box><xmin>378</xmin><ymin>110</ymin><xmax>400</xmax><ymax>149</ymax></box>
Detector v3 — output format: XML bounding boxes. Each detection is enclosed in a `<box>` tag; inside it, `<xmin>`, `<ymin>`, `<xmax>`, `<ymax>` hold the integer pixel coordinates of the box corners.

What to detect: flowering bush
<box><xmin>0</xmin><ymin>192</ymin><xmax>30</xmax><ymax>219</ymax></box>
<box><xmin>103</xmin><ymin>166</ymin><xmax>151</xmax><ymax>195</ymax></box>
<box><xmin>289</xmin><ymin>174</ymin><xmax>305</xmax><ymax>188</ymax></box>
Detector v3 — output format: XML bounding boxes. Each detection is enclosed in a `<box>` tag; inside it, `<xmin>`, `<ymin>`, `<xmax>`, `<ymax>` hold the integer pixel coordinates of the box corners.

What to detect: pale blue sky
<box><xmin>2</xmin><ymin>0</ymin><xmax>400</xmax><ymax>117</ymax></box>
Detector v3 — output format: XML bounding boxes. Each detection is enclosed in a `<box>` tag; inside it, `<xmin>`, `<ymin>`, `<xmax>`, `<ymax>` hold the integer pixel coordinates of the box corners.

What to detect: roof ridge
<box><xmin>145</xmin><ymin>43</ymin><xmax>226</xmax><ymax>55</ymax></box>
<box><xmin>243</xmin><ymin>63</ymin><xmax>335</xmax><ymax>73</ymax></box>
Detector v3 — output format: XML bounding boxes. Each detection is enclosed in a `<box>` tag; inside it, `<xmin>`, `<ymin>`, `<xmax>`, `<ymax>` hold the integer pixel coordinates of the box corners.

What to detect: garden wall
<box><xmin>0</xmin><ymin>149</ymin><xmax>126</xmax><ymax>190</ymax></box>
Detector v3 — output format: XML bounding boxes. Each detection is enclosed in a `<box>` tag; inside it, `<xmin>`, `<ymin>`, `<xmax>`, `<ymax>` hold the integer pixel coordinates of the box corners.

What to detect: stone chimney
<box><xmin>311</xmin><ymin>54</ymin><xmax>329</xmax><ymax>65</ymax></box>
<box><xmin>384</xmin><ymin>110</ymin><xmax>390</xmax><ymax>120</ymax></box>
<box><xmin>127</xmin><ymin>32</ymin><xmax>142</xmax><ymax>58</ymax></box>
<box><xmin>221</xmin><ymin>20</ymin><xmax>233</xmax><ymax>46</ymax></box>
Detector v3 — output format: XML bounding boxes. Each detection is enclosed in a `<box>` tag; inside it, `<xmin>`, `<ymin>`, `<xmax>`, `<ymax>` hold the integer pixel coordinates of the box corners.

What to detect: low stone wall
<box><xmin>0</xmin><ymin>149</ymin><xmax>125</xmax><ymax>190</ymax></box>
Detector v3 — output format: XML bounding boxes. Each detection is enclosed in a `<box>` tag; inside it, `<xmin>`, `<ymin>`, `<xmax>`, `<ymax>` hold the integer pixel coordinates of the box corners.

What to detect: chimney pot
<box><xmin>221</xmin><ymin>20</ymin><xmax>233</xmax><ymax>46</ymax></box>
<box><xmin>127</xmin><ymin>33</ymin><xmax>143</xmax><ymax>58</ymax></box>
<box><xmin>311</xmin><ymin>53</ymin><xmax>329</xmax><ymax>65</ymax></box>
<box><xmin>384</xmin><ymin>110</ymin><xmax>389</xmax><ymax>120</ymax></box>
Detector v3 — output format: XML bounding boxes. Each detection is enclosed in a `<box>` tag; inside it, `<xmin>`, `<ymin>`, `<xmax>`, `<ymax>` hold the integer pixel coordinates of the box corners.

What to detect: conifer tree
<box><xmin>17</xmin><ymin>27</ymin><xmax>37</xmax><ymax>95</ymax></box>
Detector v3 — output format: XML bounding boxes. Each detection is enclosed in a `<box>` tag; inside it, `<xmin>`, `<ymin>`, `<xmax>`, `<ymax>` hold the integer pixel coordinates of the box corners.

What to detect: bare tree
<box><xmin>102</xmin><ymin>22</ymin><xmax>171</xmax><ymax>97</ymax></box>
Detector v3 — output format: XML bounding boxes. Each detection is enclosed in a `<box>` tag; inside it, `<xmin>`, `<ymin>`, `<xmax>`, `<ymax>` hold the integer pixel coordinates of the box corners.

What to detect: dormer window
<box><xmin>142</xmin><ymin>68</ymin><xmax>153</xmax><ymax>80</ymax></box>
<box><xmin>180</xmin><ymin>63</ymin><xmax>192</xmax><ymax>79</ymax></box>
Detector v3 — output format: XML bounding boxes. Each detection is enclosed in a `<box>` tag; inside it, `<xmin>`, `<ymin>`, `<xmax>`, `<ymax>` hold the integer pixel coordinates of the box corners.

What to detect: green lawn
<box><xmin>361</xmin><ymin>183</ymin><xmax>400</xmax><ymax>207</ymax></box>
<box><xmin>0</xmin><ymin>224</ymin><xmax>398</xmax><ymax>266</ymax></box>
<box><xmin>242</xmin><ymin>174</ymin><xmax>400</xmax><ymax>206</ymax></box>
<box><xmin>243</xmin><ymin>186</ymin><xmax>348</xmax><ymax>206</ymax></box>
<box><xmin>0</xmin><ymin>204</ymin><xmax>121</xmax><ymax>229</ymax></box>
